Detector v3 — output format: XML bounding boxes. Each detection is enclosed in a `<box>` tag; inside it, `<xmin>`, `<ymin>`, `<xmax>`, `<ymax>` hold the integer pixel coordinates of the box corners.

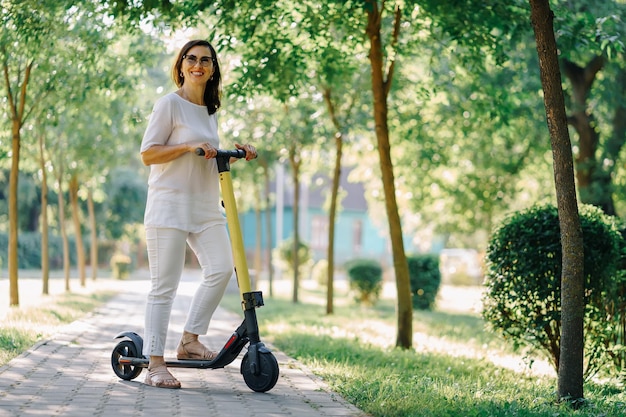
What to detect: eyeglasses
<box><xmin>183</xmin><ymin>54</ymin><xmax>214</xmax><ymax>67</ymax></box>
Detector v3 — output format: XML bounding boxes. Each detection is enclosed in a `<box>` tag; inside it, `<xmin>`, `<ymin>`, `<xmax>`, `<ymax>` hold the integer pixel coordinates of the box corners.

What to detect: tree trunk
<box><xmin>365</xmin><ymin>1</ymin><xmax>412</xmax><ymax>349</ymax></box>
<box><xmin>325</xmin><ymin>137</ymin><xmax>341</xmax><ymax>315</ymax></box>
<box><xmin>288</xmin><ymin>144</ymin><xmax>301</xmax><ymax>303</ymax></box>
<box><xmin>57</xmin><ymin>166</ymin><xmax>71</xmax><ymax>292</ymax></box>
<box><xmin>88</xmin><ymin>188</ymin><xmax>98</xmax><ymax>280</ymax></box>
<box><xmin>562</xmin><ymin>56</ymin><xmax>615</xmax><ymax>214</ymax></box>
<box><xmin>4</xmin><ymin>60</ymin><xmax>32</xmax><ymax>307</ymax></box>
<box><xmin>69</xmin><ymin>174</ymin><xmax>86</xmax><ymax>287</ymax></box>
<box><xmin>38</xmin><ymin>131</ymin><xmax>50</xmax><ymax>295</ymax></box>
<box><xmin>600</xmin><ymin>67</ymin><xmax>626</xmax><ymax>211</ymax></box>
<box><xmin>253</xmin><ymin>184</ymin><xmax>262</xmax><ymax>290</ymax></box>
<box><xmin>530</xmin><ymin>0</ymin><xmax>585</xmax><ymax>403</ymax></box>
<box><xmin>8</xmin><ymin>119</ymin><xmax>20</xmax><ymax>306</ymax></box>
<box><xmin>261</xmin><ymin>159</ymin><xmax>274</xmax><ymax>297</ymax></box>
<box><xmin>322</xmin><ymin>87</ymin><xmax>344</xmax><ymax>316</ymax></box>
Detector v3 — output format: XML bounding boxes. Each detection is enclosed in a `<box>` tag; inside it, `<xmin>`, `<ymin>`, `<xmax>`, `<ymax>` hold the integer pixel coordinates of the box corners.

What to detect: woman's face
<box><xmin>180</xmin><ymin>45</ymin><xmax>214</xmax><ymax>87</ymax></box>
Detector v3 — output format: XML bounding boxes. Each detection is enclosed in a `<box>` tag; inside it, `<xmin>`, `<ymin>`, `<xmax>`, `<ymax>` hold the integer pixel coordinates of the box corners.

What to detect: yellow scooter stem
<box><xmin>219</xmin><ymin>170</ymin><xmax>252</xmax><ymax>298</ymax></box>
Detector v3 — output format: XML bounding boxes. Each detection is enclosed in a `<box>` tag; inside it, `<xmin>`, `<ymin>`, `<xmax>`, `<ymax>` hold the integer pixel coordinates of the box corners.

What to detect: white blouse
<box><xmin>140</xmin><ymin>92</ymin><xmax>225</xmax><ymax>232</ymax></box>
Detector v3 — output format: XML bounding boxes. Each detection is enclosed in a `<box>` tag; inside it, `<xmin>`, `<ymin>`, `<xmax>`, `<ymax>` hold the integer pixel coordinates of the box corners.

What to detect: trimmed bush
<box><xmin>345</xmin><ymin>258</ymin><xmax>383</xmax><ymax>306</ymax></box>
<box><xmin>110</xmin><ymin>253</ymin><xmax>132</xmax><ymax>280</ymax></box>
<box><xmin>483</xmin><ymin>203</ymin><xmax>623</xmax><ymax>378</ymax></box>
<box><xmin>273</xmin><ymin>237</ymin><xmax>312</xmax><ymax>278</ymax></box>
<box><xmin>312</xmin><ymin>259</ymin><xmax>329</xmax><ymax>287</ymax></box>
<box><xmin>408</xmin><ymin>255</ymin><xmax>441</xmax><ymax>310</ymax></box>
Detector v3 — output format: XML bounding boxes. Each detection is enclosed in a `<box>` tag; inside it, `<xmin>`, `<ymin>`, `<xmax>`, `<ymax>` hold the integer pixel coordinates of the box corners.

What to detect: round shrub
<box><xmin>312</xmin><ymin>259</ymin><xmax>328</xmax><ymax>287</ymax></box>
<box><xmin>273</xmin><ymin>237</ymin><xmax>312</xmax><ymax>278</ymax></box>
<box><xmin>483</xmin><ymin>203</ymin><xmax>622</xmax><ymax>377</ymax></box>
<box><xmin>110</xmin><ymin>253</ymin><xmax>132</xmax><ymax>280</ymax></box>
<box><xmin>345</xmin><ymin>258</ymin><xmax>383</xmax><ymax>306</ymax></box>
<box><xmin>408</xmin><ymin>255</ymin><xmax>441</xmax><ymax>310</ymax></box>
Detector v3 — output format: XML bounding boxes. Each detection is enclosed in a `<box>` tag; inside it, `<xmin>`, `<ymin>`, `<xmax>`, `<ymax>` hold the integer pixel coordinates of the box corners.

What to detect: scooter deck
<box><xmin>118</xmin><ymin>356</ymin><xmax>221</xmax><ymax>369</ymax></box>
<box><xmin>118</xmin><ymin>332</ymin><xmax>249</xmax><ymax>371</ymax></box>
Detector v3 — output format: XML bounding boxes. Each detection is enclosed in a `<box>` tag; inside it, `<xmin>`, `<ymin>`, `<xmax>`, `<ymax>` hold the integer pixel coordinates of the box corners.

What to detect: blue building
<box><xmin>238</xmin><ymin>164</ymin><xmax>417</xmax><ymax>271</ymax></box>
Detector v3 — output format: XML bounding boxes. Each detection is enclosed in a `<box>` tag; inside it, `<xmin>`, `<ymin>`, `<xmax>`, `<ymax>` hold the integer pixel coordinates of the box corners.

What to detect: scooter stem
<box><xmin>219</xmin><ymin>169</ymin><xmax>252</xmax><ymax>297</ymax></box>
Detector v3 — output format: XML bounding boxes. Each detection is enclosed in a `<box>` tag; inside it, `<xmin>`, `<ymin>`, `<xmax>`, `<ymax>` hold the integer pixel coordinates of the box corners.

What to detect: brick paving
<box><xmin>0</xmin><ymin>274</ymin><xmax>368</xmax><ymax>417</ymax></box>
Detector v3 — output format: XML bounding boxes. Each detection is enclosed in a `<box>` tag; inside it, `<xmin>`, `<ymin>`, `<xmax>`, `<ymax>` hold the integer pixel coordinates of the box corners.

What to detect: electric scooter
<box><xmin>110</xmin><ymin>148</ymin><xmax>279</xmax><ymax>393</ymax></box>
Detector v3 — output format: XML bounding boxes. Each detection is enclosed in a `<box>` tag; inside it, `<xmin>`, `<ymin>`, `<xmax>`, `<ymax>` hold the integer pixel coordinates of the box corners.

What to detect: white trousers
<box><xmin>143</xmin><ymin>225</ymin><xmax>234</xmax><ymax>356</ymax></box>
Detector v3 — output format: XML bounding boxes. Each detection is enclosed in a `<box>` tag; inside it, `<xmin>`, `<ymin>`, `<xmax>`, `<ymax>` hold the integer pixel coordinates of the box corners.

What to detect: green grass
<box><xmin>222</xmin><ymin>284</ymin><xmax>626</xmax><ymax>417</ymax></box>
<box><xmin>0</xmin><ymin>291</ymin><xmax>116</xmax><ymax>366</ymax></box>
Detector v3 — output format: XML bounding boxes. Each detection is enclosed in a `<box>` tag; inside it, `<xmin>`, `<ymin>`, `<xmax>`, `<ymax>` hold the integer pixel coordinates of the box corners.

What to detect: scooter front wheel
<box><xmin>241</xmin><ymin>351</ymin><xmax>279</xmax><ymax>392</ymax></box>
<box><xmin>111</xmin><ymin>340</ymin><xmax>143</xmax><ymax>380</ymax></box>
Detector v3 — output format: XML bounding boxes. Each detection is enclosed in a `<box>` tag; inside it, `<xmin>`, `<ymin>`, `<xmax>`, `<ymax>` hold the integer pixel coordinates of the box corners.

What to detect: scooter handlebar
<box><xmin>195</xmin><ymin>148</ymin><xmax>249</xmax><ymax>159</ymax></box>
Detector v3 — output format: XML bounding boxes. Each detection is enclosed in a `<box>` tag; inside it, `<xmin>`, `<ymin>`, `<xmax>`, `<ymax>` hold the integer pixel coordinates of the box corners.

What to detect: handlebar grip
<box><xmin>195</xmin><ymin>148</ymin><xmax>253</xmax><ymax>159</ymax></box>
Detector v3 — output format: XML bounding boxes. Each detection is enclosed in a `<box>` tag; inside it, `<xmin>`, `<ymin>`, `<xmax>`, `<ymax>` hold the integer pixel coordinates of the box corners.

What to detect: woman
<box><xmin>139</xmin><ymin>39</ymin><xmax>256</xmax><ymax>389</ymax></box>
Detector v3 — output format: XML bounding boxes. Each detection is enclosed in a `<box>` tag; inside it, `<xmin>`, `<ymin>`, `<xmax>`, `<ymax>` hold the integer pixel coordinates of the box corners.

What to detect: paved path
<box><xmin>0</xmin><ymin>273</ymin><xmax>368</xmax><ymax>417</ymax></box>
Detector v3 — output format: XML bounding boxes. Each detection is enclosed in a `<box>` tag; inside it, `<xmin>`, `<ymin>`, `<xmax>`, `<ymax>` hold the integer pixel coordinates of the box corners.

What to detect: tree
<box><xmin>280</xmin><ymin>99</ymin><xmax>322</xmax><ymax>303</ymax></box>
<box><xmin>322</xmin><ymin>83</ymin><xmax>360</xmax><ymax>314</ymax></box>
<box><xmin>68</xmin><ymin>174</ymin><xmax>86</xmax><ymax>286</ymax></box>
<box><xmin>298</xmin><ymin>11</ymin><xmax>366</xmax><ymax>315</ymax></box>
<box><xmin>362</xmin><ymin>1</ymin><xmax>413</xmax><ymax>348</ymax></box>
<box><xmin>1</xmin><ymin>0</ymin><xmax>74</xmax><ymax>305</ymax></box>
<box><xmin>529</xmin><ymin>0</ymin><xmax>585</xmax><ymax>403</ymax></box>
<box><xmin>35</xmin><ymin>123</ymin><xmax>50</xmax><ymax>294</ymax></box>
<box><xmin>554</xmin><ymin>1</ymin><xmax>626</xmax><ymax>215</ymax></box>
<box><xmin>54</xmin><ymin>154</ymin><xmax>71</xmax><ymax>291</ymax></box>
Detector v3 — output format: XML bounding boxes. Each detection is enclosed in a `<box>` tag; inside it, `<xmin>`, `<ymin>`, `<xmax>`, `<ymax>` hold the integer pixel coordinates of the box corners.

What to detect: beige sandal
<box><xmin>177</xmin><ymin>335</ymin><xmax>217</xmax><ymax>361</ymax></box>
<box><xmin>145</xmin><ymin>365</ymin><xmax>181</xmax><ymax>389</ymax></box>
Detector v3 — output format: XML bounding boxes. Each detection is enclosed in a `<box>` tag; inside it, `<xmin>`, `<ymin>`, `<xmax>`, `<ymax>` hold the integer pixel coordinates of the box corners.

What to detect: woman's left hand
<box><xmin>235</xmin><ymin>143</ymin><xmax>257</xmax><ymax>161</ymax></box>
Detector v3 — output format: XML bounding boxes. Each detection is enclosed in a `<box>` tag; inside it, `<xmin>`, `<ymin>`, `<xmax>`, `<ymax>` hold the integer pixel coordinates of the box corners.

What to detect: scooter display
<box><xmin>110</xmin><ymin>148</ymin><xmax>279</xmax><ymax>393</ymax></box>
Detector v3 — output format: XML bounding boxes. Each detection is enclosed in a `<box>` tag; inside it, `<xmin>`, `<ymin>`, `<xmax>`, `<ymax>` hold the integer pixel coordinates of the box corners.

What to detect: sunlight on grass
<box><xmin>0</xmin><ymin>291</ymin><xmax>116</xmax><ymax>366</ymax></box>
<box><xmin>222</xmin><ymin>281</ymin><xmax>626</xmax><ymax>417</ymax></box>
<box><xmin>0</xmin><ymin>328</ymin><xmax>38</xmax><ymax>366</ymax></box>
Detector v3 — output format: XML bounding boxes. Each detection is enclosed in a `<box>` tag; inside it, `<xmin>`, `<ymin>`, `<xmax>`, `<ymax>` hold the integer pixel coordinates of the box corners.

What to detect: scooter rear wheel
<box><xmin>111</xmin><ymin>340</ymin><xmax>143</xmax><ymax>380</ymax></box>
<box><xmin>241</xmin><ymin>351</ymin><xmax>279</xmax><ymax>392</ymax></box>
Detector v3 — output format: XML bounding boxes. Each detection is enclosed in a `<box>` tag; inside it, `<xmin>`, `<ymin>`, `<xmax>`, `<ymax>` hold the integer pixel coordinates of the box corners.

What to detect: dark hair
<box><xmin>172</xmin><ymin>39</ymin><xmax>221</xmax><ymax>115</ymax></box>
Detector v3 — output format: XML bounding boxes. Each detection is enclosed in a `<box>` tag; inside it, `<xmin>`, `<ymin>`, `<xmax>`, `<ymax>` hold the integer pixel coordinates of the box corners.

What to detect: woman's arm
<box><xmin>141</xmin><ymin>142</ymin><xmax>217</xmax><ymax>166</ymax></box>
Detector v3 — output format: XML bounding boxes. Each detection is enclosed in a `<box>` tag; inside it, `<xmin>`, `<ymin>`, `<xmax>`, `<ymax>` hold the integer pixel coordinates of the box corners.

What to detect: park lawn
<box><xmin>222</xmin><ymin>282</ymin><xmax>626</xmax><ymax>417</ymax></box>
<box><xmin>0</xmin><ymin>291</ymin><xmax>116</xmax><ymax>366</ymax></box>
